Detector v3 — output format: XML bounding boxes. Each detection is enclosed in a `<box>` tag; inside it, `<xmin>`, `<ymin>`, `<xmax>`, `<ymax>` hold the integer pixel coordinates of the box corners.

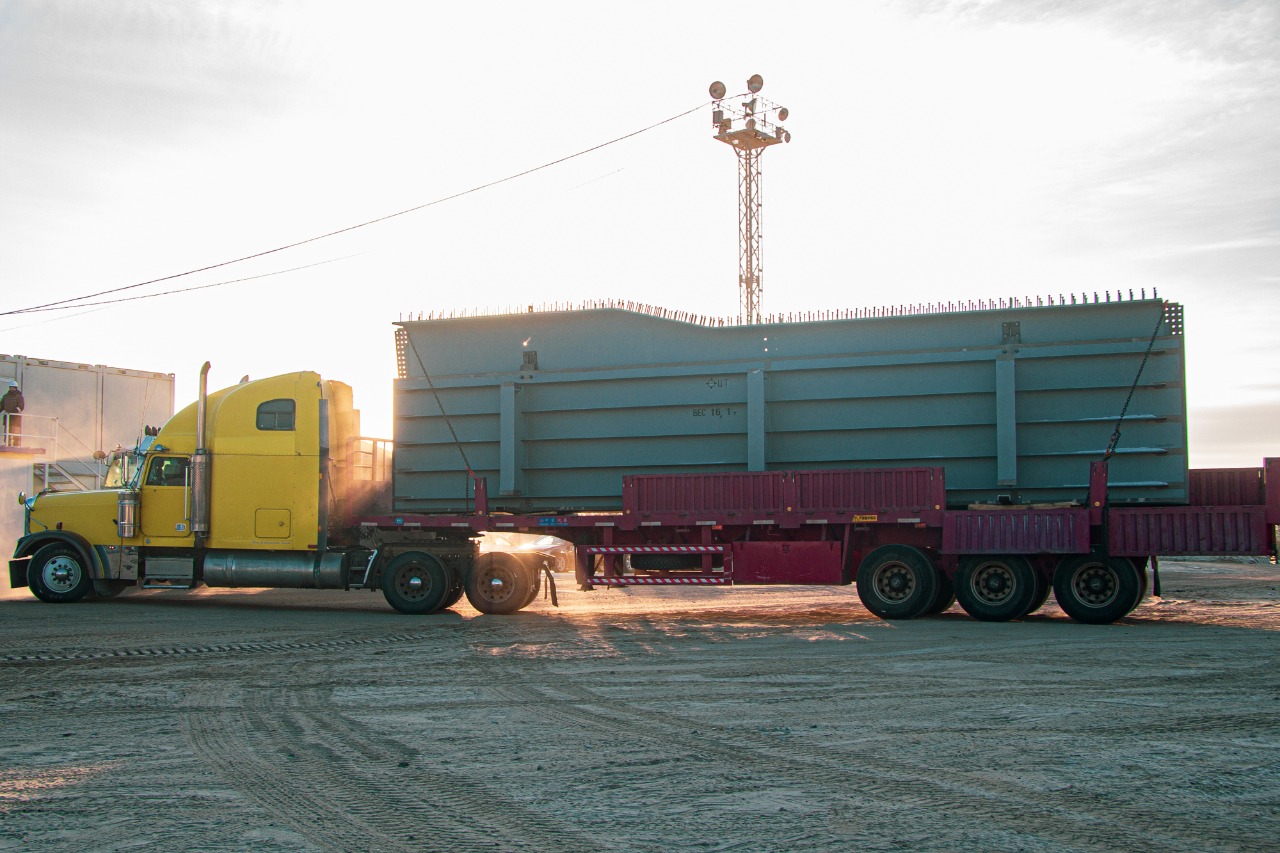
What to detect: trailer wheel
<box><xmin>1053</xmin><ymin>555</ymin><xmax>1141</xmax><ymax>625</ymax></box>
<box><xmin>924</xmin><ymin>567</ymin><xmax>955</xmax><ymax>615</ymax></box>
<box><xmin>27</xmin><ymin>544</ymin><xmax>93</xmax><ymax>603</ymax></box>
<box><xmin>381</xmin><ymin>552</ymin><xmax>451</xmax><ymax>615</ymax></box>
<box><xmin>856</xmin><ymin>545</ymin><xmax>939</xmax><ymax>620</ymax></box>
<box><xmin>465</xmin><ymin>553</ymin><xmax>534</xmax><ymax>615</ymax></box>
<box><xmin>1023</xmin><ymin>569</ymin><xmax>1052</xmax><ymax>616</ymax></box>
<box><xmin>1128</xmin><ymin>560</ymin><xmax>1149</xmax><ymax>615</ymax></box>
<box><xmin>955</xmin><ymin>555</ymin><xmax>1038</xmax><ymax>622</ymax></box>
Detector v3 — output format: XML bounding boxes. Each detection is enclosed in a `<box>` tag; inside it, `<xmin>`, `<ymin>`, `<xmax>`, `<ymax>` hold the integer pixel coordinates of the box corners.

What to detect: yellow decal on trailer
<box><xmin>852</xmin><ymin>514</ymin><xmax>879</xmax><ymax>523</ymax></box>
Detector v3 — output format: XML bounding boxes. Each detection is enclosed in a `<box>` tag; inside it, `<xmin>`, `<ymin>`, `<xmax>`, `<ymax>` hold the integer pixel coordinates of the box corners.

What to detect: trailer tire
<box><xmin>1128</xmin><ymin>560</ymin><xmax>1149</xmax><ymax>615</ymax></box>
<box><xmin>955</xmin><ymin>555</ymin><xmax>1038</xmax><ymax>622</ymax></box>
<box><xmin>1023</xmin><ymin>569</ymin><xmax>1052</xmax><ymax>616</ymax></box>
<box><xmin>27</xmin><ymin>544</ymin><xmax>93</xmax><ymax>603</ymax></box>
<box><xmin>924</xmin><ymin>568</ymin><xmax>955</xmax><ymax>615</ymax></box>
<box><xmin>381</xmin><ymin>552</ymin><xmax>451</xmax><ymax>615</ymax></box>
<box><xmin>465</xmin><ymin>553</ymin><xmax>535</xmax><ymax>615</ymax></box>
<box><xmin>1053</xmin><ymin>555</ymin><xmax>1141</xmax><ymax>625</ymax></box>
<box><xmin>856</xmin><ymin>545</ymin><xmax>939</xmax><ymax>620</ymax></box>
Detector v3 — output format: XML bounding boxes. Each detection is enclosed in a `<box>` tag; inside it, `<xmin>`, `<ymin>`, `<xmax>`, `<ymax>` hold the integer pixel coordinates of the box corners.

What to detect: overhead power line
<box><xmin>2</xmin><ymin>102</ymin><xmax>709</xmax><ymax>317</ymax></box>
<box><xmin>7</xmin><ymin>256</ymin><xmax>353</xmax><ymax>315</ymax></box>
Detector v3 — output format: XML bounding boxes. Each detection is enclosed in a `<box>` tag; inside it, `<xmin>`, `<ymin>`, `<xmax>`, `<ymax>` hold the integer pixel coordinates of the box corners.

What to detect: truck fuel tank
<box><xmin>202</xmin><ymin>550</ymin><xmax>345</xmax><ymax>589</ymax></box>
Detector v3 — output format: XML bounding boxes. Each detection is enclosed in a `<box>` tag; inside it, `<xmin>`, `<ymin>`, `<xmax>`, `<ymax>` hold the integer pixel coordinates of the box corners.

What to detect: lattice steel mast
<box><xmin>709</xmin><ymin>75</ymin><xmax>791</xmax><ymax>325</ymax></box>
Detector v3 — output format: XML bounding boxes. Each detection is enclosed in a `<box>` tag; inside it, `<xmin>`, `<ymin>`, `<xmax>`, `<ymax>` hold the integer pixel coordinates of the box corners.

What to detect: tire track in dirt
<box><xmin>476</xmin><ymin>661</ymin><xmax>1270</xmax><ymax>852</ymax></box>
<box><xmin>182</xmin><ymin>686</ymin><xmax>406</xmax><ymax>852</ymax></box>
<box><xmin>262</xmin><ymin>687</ymin><xmax>604</xmax><ymax>853</ymax></box>
<box><xmin>181</xmin><ymin>680</ymin><xmax>605</xmax><ymax>853</ymax></box>
<box><xmin>0</xmin><ymin>631</ymin><xmax>449</xmax><ymax>666</ymax></box>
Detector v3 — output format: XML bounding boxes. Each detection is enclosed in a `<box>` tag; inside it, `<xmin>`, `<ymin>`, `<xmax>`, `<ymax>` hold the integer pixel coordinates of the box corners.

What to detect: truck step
<box><xmin>142</xmin><ymin>579</ymin><xmax>193</xmax><ymax>590</ymax></box>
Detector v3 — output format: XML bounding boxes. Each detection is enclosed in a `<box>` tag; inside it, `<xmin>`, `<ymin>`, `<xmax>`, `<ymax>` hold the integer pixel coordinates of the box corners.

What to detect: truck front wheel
<box><xmin>27</xmin><ymin>544</ymin><xmax>93</xmax><ymax>603</ymax></box>
<box><xmin>381</xmin><ymin>552</ymin><xmax>452</xmax><ymax>615</ymax></box>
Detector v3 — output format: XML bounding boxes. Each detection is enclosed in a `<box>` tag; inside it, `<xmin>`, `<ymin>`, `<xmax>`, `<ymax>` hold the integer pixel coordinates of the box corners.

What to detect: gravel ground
<box><xmin>1</xmin><ymin>558</ymin><xmax>1277</xmax><ymax>852</ymax></box>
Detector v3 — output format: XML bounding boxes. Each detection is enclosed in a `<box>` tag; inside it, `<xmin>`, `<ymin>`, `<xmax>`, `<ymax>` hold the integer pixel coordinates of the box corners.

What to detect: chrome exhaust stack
<box><xmin>191</xmin><ymin>362</ymin><xmax>212</xmax><ymax>546</ymax></box>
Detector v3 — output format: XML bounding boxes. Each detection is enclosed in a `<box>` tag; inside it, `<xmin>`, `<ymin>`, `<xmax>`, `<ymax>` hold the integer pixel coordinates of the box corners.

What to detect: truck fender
<box><xmin>11</xmin><ymin>531</ymin><xmax>105</xmax><ymax>586</ymax></box>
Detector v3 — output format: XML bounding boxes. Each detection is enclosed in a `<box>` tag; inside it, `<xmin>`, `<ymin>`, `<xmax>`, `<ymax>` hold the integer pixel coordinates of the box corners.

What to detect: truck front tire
<box><xmin>27</xmin><ymin>544</ymin><xmax>93</xmax><ymax>603</ymax></box>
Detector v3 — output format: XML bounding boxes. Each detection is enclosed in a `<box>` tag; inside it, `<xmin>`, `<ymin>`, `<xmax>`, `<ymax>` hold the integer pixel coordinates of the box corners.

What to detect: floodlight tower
<box><xmin>709</xmin><ymin>74</ymin><xmax>791</xmax><ymax>325</ymax></box>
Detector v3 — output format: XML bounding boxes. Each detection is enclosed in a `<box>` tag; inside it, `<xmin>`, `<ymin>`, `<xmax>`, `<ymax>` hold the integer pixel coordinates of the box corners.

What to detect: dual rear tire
<box><xmin>954</xmin><ymin>555</ymin><xmax>1040</xmax><ymax>622</ymax></box>
<box><xmin>856</xmin><ymin>545</ymin><xmax>944</xmax><ymax>620</ymax></box>
<box><xmin>859</xmin><ymin>546</ymin><xmax>1144</xmax><ymax>626</ymax></box>
<box><xmin>381</xmin><ymin>552</ymin><xmax>458</xmax><ymax>615</ymax></box>
<box><xmin>1052</xmin><ymin>554</ymin><xmax>1143</xmax><ymax>624</ymax></box>
<box><xmin>378</xmin><ymin>550</ymin><xmax>542</xmax><ymax>616</ymax></box>
<box><xmin>464</xmin><ymin>553</ymin><xmax>538</xmax><ymax>615</ymax></box>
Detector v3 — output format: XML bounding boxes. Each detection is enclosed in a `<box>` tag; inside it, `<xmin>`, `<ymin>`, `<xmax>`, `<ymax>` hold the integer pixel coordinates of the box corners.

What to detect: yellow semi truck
<box><xmin>8</xmin><ymin>365</ymin><xmax>531</xmax><ymax>615</ymax></box>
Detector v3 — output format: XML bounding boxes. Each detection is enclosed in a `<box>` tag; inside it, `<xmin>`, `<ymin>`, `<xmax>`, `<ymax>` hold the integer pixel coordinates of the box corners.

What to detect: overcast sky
<box><xmin>1</xmin><ymin>0</ymin><xmax>1277</xmax><ymax>466</ymax></box>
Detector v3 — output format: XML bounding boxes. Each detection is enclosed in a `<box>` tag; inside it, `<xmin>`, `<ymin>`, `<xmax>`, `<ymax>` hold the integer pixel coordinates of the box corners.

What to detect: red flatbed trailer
<box><xmin>353</xmin><ymin>458</ymin><xmax>1280</xmax><ymax>624</ymax></box>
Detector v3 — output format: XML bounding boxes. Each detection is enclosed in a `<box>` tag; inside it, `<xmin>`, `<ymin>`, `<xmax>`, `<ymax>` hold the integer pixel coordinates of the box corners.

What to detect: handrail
<box><xmin>3</xmin><ymin>411</ymin><xmax>111</xmax><ymax>491</ymax></box>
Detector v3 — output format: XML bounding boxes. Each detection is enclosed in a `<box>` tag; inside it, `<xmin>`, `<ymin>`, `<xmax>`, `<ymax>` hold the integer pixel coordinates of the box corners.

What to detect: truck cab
<box><xmin>9</xmin><ymin>369</ymin><xmax>396</xmax><ymax>601</ymax></box>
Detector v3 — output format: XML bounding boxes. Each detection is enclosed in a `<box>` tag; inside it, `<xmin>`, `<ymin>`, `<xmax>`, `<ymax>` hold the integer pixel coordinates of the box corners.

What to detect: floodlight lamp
<box><xmin>709</xmin><ymin>80</ymin><xmax>727</xmax><ymax>100</ymax></box>
<box><xmin>747</xmin><ymin>74</ymin><xmax>764</xmax><ymax>93</ymax></box>
<box><xmin>777</xmin><ymin>107</ymin><xmax>789</xmax><ymax>121</ymax></box>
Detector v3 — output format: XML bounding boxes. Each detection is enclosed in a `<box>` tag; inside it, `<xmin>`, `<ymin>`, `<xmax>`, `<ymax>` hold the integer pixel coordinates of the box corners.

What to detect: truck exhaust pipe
<box><xmin>191</xmin><ymin>362</ymin><xmax>212</xmax><ymax>545</ymax></box>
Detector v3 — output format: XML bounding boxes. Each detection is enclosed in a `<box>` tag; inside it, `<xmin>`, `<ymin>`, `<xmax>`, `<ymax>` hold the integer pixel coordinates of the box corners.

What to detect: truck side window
<box><xmin>257</xmin><ymin>399</ymin><xmax>296</xmax><ymax>431</ymax></box>
<box><xmin>146</xmin><ymin>457</ymin><xmax>189</xmax><ymax>487</ymax></box>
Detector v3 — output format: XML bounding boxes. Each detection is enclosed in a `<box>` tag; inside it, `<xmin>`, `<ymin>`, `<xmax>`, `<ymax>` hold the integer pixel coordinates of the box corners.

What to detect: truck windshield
<box><xmin>103</xmin><ymin>449</ymin><xmax>145</xmax><ymax>490</ymax></box>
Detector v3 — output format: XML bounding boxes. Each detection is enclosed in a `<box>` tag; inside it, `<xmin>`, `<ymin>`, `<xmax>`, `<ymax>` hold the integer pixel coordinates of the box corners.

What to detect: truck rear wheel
<box><xmin>381</xmin><ymin>552</ymin><xmax>451</xmax><ymax>615</ymax></box>
<box><xmin>465</xmin><ymin>553</ymin><xmax>534</xmax><ymax>615</ymax></box>
<box><xmin>27</xmin><ymin>544</ymin><xmax>93</xmax><ymax>603</ymax></box>
<box><xmin>1053</xmin><ymin>555</ymin><xmax>1141</xmax><ymax>624</ymax></box>
<box><xmin>856</xmin><ymin>545</ymin><xmax>939</xmax><ymax>620</ymax></box>
<box><xmin>440</xmin><ymin>576</ymin><xmax>466</xmax><ymax>610</ymax></box>
<box><xmin>955</xmin><ymin>555</ymin><xmax>1038</xmax><ymax>622</ymax></box>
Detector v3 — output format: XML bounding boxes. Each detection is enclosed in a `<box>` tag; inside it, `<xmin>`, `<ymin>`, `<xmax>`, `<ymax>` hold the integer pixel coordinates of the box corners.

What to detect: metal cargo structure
<box><xmin>1</xmin><ymin>355</ymin><xmax>175</xmax><ymax>489</ymax></box>
<box><xmin>393</xmin><ymin>297</ymin><xmax>1186</xmax><ymax>513</ymax></box>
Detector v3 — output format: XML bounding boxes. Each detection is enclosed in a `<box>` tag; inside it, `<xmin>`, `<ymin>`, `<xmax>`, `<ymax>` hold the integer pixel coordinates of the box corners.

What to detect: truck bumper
<box><xmin>9</xmin><ymin>558</ymin><xmax>29</xmax><ymax>590</ymax></box>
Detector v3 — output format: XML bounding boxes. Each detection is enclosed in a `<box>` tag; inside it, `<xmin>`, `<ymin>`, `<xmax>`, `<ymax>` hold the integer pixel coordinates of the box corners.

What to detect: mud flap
<box><xmin>9</xmin><ymin>558</ymin><xmax>29</xmax><ymax>589</ymax></box>
<box><xmin>539</xmin><ymin>564</ymin><xmax>559</xmax><ymax>607</ymax></box>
